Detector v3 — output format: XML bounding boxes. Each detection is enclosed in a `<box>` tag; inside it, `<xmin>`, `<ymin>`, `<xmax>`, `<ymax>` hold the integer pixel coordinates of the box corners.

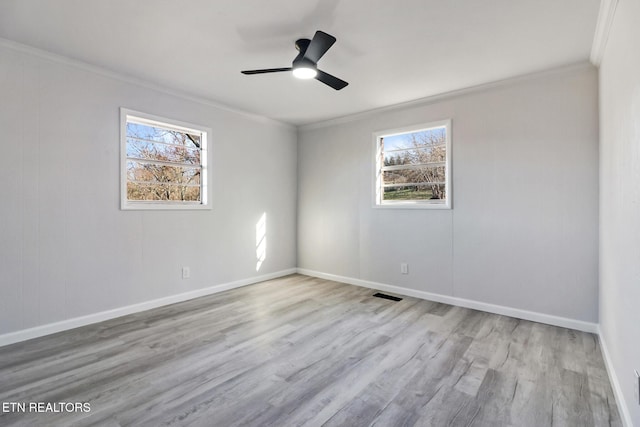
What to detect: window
<box><xmin>374</xmin><ymin>120</ymin><xmax>451</xmax><ymax>209</ymax></box>
<box><xmin>120</xmin><ymin>109</ymin><xmax>210</xmax><ymax>210</ymax></box>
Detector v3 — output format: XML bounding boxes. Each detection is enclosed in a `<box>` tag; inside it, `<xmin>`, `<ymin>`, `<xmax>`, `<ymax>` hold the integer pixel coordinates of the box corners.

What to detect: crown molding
<box><xmin>0</xmin><ymin>34</ymin><xmax>599</xmax><ymax>132</ymax></box>
<box><xmin>299</xmin><ymin>61</ymin><xmax>594</xmax><ymax>131</ymax></box>
<box><xmin>590</xmin><ymin>0</ymin><xmax>619</xmax><ymax>66</ymax></box>
<box><xmin>0</xmin><ymin>37</ymin><xmax>295</xmax><ymax>131</ymax></box>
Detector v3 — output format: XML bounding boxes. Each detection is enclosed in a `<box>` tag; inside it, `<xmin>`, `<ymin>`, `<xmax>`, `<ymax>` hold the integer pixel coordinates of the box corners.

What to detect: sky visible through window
<box><xmin>382</xmin><ymin>127</ymin><xmax>445</xmax><ymax>151</ymax></box>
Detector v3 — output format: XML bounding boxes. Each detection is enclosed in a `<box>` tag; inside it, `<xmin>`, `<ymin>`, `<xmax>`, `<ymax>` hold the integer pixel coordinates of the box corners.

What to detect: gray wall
<box><xmin>298</xmin><ymin>65</ymin><xmax>599</xmax><ymax>322</ymax></box>
<box><xmin>0</xmin><ymin>37</ymin><xmax>604</xmax><ymax>349</ymax></box>
<box><xmin>599</xmin><ymin>0</ymin><xmax>640</xmax><ymax>423</ymax></box>
<box><xmin>0</xmin><ymin>44</ymin><xmax>297</xmax><ymax>335</ymax></box>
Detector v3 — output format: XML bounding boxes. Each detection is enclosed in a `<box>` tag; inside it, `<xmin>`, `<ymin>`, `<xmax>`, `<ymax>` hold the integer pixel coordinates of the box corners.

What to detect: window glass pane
<box><xmin>383</xmin><ymin>166</ymin><xmax>445</xmax><ymax>184</ymax></box>
<box><xmin>382</xmin><ymin>184</ymin><xmax>446</xmax><ymax>202</ymax></box>
<box><xmin>126</xmin><ymin>122</ymin><xmax>201</xmax><ymax>148</ymax></box>
<box><xmin>126</xmin><ymin>161</ymin><xmax>201</xmax><ymax>185</ymax></box>
<box><xmin>377</xmin><ymin>122</ymin><xmax>449</xmax><ymax>206</ymax></box>
<box><xmin>126</xmin><ymin>139</ymin><xmax>201</xmax><ymax>165</ymax></box>
<box><xmin>127</xmin><ymin>182</ymin><xmax>201</xmax><ymax>201</ymax></box>
<box><xmin>383</xmin><ymin>146</ymin><xmax>445</xmax><ymax>166</ymax></box>
<box><xmin>381</xmin><ymin>127</ymin><xmax>446</xmax><ymax>151</ymax></box>
<box><xmin>122</xmin><ymin>111</ymin><xmax>209</xmax><ymax>209</ymax></box>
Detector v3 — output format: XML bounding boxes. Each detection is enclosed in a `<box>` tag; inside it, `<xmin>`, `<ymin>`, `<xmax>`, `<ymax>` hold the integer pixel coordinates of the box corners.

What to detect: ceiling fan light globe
<box><xmin>293</xmin><ymin>67</ymin><xmax>317</xmax><ymax>79</ymax></box>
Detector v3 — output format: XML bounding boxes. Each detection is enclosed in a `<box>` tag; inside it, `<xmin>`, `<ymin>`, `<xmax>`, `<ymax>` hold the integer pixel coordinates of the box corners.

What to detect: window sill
<box><xmin>373</xmin><ymin>201</ymin><xmax>452</xmax><ymax>210</ymax></box>
<box><xmin>121</xmin><ymin>202</ymin><xmax>211</xmax><ymax>211</ymax></box>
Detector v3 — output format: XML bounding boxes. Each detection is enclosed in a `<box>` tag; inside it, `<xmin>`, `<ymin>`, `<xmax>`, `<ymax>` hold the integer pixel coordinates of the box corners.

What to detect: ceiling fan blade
<box><xmin>241</xmin><ymin>67</ymin><xmax>292</xmax><ymax>75</ymax></box>
<box><xmin>315</xmin><ymin>70</ymin><xmax>348</xmax><ymax>90</ymax></box>
<box><xmin>303</xmin><ymin>31</ymin><xmax>336</xmax><ymax>63</ymax></box>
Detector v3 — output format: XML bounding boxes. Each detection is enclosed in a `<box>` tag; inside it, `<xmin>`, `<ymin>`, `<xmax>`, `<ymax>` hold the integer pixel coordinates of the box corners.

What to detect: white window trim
<box><xmin>120</xmin><ymin>108</ymin><xmax>211</xmax><ymax>210</ymax></box>
<box><xmin>373</xmin><ymin>119</ymin><xmax>452</xmax><ymax>210</ymax></box>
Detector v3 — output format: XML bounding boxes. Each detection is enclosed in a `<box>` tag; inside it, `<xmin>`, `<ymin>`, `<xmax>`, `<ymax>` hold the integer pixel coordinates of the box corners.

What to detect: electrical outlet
<box><xmin>401</xmin><ymin>263</ymin><xmax>408</xmax><ymax>275</ymax></box>
<box><xmin>182</xmin><ymin>267</ymin><xmax>190</xmax><ymax>279</ymax></box>
<box><xmin>635</xmin><ymin>370</ymin><xmax>639</xmax><ymax>405</ymax></box>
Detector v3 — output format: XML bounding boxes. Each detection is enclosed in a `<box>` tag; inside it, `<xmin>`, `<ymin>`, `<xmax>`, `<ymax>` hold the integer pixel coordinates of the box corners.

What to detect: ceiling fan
<box><xmin>241</xmin><ymin>30</ymin><xmax>348</xmax><ymax>91</ymax></box>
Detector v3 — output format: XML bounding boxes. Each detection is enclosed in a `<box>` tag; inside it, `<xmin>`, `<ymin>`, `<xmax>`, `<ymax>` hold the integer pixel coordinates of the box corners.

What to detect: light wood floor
<box><xmin>0</xmin><ymin>274</ymin><xmax>621</xmax><ymax>426</ymax></box>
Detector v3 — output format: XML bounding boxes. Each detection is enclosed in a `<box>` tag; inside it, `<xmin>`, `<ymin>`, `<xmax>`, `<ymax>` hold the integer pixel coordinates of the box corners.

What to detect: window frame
<box><xmin>373</xmin><ymin>119</ymin><xmax>452</xmax><ymax>209</ymax></box>
<box><xmin>120</xmin><ymin>108</ymin><xmax>211</xmax><ymax>210</ymax></box>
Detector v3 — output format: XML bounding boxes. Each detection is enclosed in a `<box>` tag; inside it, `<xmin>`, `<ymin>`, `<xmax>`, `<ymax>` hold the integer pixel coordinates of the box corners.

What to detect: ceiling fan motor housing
<box><xmin>293</xmin><ymin>39</ymin><xmax>317</xmax><ymax>70</ymax></box>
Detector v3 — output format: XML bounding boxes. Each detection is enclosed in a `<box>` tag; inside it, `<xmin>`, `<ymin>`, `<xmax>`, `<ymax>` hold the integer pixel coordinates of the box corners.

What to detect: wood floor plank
<box><xmin>0</xmin><ymin>274</ymin><xmax>621</xmax><ymax>427</ymax></box>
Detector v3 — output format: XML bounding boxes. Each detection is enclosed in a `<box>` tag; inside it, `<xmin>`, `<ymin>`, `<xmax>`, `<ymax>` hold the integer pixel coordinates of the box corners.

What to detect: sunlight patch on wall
<box><xmin>256</xmin><ymin>212</ymin><xmax>267</xmax><ymax>271</ymax></box>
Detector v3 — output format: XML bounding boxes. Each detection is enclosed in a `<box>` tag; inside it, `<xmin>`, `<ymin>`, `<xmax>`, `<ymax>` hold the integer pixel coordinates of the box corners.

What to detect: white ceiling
<box><xmin>0</xmin><ymin>0</ymin><xmax>600</xmax><ymax>126</ymax></box>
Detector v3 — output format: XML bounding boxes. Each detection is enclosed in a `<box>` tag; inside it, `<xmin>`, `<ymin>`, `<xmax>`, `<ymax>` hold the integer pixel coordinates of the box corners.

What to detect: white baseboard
<box><xmin>0</xmin><ymin>268</ymin><xmax>297</xmax><ymax>348</ymax></box>
<box><xmin>598</xmin><ymin>327</ymin><xmax>634</xmax><ymax>427</ymax></box>
<box><xmin>297</xmin><ymin>268</ymin><xmax>598</xmax><ymax>334</ymax></box>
